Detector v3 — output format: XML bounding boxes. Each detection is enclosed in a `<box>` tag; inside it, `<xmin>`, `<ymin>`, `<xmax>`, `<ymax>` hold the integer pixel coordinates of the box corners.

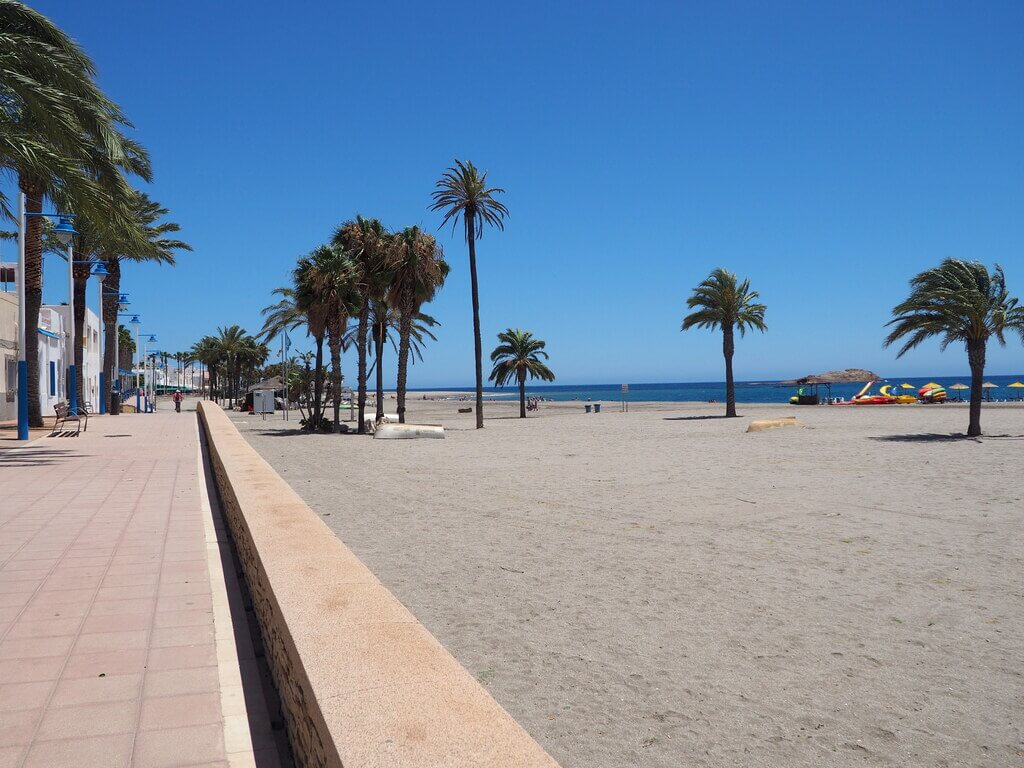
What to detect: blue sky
<box><xmin>8</xmin><ymin>1</ymin><xmax>1023</xmax><ymax>385</ymax></box>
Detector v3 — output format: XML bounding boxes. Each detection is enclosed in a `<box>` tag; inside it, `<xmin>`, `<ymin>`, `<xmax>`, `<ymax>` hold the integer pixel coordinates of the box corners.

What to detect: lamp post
<box><xmin>90</xmin><ymin>262</ymin><xmax>109</xmax><ymax>413</ymax></box>
<box><xmin>142</xmin><ymin>335</ymin><xmax>157</xmax><ymax>413</ymax></box>
<box><xmin>15</xmin><ymin>197</ymin><xmax>77</xmax><ymax>438</ymax></box>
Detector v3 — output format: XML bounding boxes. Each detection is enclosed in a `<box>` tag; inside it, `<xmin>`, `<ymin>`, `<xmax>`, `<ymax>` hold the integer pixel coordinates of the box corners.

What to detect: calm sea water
<box><xmin>412</xmin><ymin>374</ymin><xmax>1024</xmax><ymax>404</ymax></box>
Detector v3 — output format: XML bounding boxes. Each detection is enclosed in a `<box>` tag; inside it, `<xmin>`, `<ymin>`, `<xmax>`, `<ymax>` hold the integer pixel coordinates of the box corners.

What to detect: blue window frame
<box><xmin>49</xmin><ymin>361</ymin><xmax>56</xmax><ymax>396</ymax></box>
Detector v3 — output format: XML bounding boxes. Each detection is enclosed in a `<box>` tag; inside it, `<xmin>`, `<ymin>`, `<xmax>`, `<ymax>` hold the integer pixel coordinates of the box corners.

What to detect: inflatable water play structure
<box><xmin>879</xmin><ymin>385</ymin><xmax>917</xmax><ymax>404</ymax></box>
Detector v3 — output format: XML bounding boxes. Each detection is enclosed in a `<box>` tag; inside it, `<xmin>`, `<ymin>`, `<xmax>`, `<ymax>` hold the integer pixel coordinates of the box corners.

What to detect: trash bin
<box><xmin>593</xmin><ymin>403</ymin><xmax>602</xmax><ymax>413</ymax></box>
<box><xmin>584</xmin><ymin>404</ymin><xmax>592</xmax><ymax>413</ymax></box>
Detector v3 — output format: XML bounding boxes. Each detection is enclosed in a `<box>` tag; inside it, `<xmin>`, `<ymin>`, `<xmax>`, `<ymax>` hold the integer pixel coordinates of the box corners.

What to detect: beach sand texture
<box><xmin>228</xmin><ymin>400</ymin><xmax>1023</xmax><ymax>767</ymax></box>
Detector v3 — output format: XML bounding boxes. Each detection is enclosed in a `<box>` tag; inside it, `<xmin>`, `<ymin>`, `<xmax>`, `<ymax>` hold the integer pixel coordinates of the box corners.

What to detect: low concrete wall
<box><xmin>198</xmin><ymin>402</ymin><xmax>559</xmax><ymax>768</ymax></box>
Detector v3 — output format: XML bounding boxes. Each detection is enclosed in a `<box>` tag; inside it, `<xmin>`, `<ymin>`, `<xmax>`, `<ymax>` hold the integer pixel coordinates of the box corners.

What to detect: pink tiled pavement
<box><xmin>0</xmin><ymin>407</ymin><xmax>279</xmax><ymax>768</ymax></box>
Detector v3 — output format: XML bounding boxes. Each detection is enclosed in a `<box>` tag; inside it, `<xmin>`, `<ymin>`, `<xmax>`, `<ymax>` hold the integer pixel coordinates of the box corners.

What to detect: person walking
<box><xmin>172</xmin><ymin>389</ymin><xmax>183</xmax><ymax>413</ymax></box>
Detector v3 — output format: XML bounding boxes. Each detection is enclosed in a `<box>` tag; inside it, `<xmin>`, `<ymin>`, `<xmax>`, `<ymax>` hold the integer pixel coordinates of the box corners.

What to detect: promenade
<box><xmin>0</xmin><ymin>404</ymin><xmax>284</xmax><ymax>768</ymax></box>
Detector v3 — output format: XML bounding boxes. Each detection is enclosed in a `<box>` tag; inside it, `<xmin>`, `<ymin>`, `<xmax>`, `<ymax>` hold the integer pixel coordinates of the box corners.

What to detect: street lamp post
<box><xmin>15</xmin><ymin>197</ymin><xmax>77</xmax><ymax>438</ymax></box>
<box><xmin>141</xmin><ymin>335</ymin><xmax>157</xmax><ymax>413</ymax></box>
<box><xmin>92</xmin><ymin>263</ymin><xmax>109</xmax><ymax>413</ymax></box>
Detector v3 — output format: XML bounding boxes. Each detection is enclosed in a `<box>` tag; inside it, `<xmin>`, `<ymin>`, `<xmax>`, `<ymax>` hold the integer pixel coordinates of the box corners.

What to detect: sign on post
<box><xmin>621</xmin><ymin>383</ymin><xmax>629</xmax><ymax>412</ymax></box>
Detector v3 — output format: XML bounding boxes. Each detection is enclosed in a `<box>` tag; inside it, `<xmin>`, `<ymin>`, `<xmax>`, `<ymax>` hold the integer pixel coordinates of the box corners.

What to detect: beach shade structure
<box><xmin>924</xmin><ymin>382</ymin><xmax>941</xmax><ymax>389</ymax></box>
<box><xmin>948</xmin><ymin>383</ymin><xmax>969</xmax><ymax>401</ymax></box>
<box><xmin>1009</xmin><ymin>381</ymin><xmax>1024</xmax><ymax>400</ymax></box>
<box><xmin>982</xmin><ymin>382</ymin><xmax>999</xmax><ymax>401</ymax></box>
<box><xmin>899</xmin><ymin>383</ymin><xmax>916</xmax><ymax>390</ymax></box>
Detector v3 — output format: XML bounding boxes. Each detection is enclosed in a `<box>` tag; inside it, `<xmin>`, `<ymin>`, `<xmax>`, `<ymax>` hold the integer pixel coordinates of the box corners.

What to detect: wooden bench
<box><xmin>52</xmin><ymin>401</ymin><xmax>89</xmax><ymax>435</ymax></box>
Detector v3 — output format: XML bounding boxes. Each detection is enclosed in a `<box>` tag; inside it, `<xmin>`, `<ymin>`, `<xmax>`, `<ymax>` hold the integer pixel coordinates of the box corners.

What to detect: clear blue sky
<box><xmin>9</xmin><ymin>0</ymin><xmax>1024</xmax><ymax>385</ymax></box>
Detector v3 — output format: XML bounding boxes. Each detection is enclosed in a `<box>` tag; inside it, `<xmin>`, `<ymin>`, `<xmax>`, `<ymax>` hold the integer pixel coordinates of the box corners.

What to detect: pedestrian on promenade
<box><xmin>172</xmin><ymin>389</ymin><xmax>183</xmax><ymax>413</ymax></box>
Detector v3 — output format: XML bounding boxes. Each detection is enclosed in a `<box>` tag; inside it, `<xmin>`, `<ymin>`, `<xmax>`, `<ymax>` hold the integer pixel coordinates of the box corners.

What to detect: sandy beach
<box><xmin>227</xmin><ymin>399</ymin><xmax>1023</xmax><ymax>767</ymax></box>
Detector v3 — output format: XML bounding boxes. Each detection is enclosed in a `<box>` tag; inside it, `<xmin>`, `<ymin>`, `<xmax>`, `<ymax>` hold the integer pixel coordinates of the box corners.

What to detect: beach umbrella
<box><xmin>1008</xmin><ymin>381</ymin><xmax>1024</xmax><ymax>400</ymax></box>
<box><xmin>899</xmin><ymin>383</ymin><xmax>915</xmax><ymax>390</ymax></box>
<box><xmin>949</xmin><ymin>383</ymin><xmax>969</xmax><ymax>401</ymax></box>
<box><xmin>982</xmin><ymin>382</ymin><xmax>998</xmax><ymax>401</ymax></box>
<box><xmin>924</xmin><ymin>382</ymin><xmax>940</xmax><ymax>389</ymax></box>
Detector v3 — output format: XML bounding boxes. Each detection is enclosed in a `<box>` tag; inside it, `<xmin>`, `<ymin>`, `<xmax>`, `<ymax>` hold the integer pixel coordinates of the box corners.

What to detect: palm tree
<box><xmin>100</xmin><ymin>193</ymin><xmax>189</xmax><ymax>414</ymax></box>
<box><xmin>489</xmin><ymin>329</ymin><xmax>556</xmax><ymax>418</ymax></box>
<box><xmin>2</xmin><ymin>0</ymin><xmax>151</xmax><ymax>425</ymax></box>
<box><xmin>431</xmin><ymin>160</ymin><xmax>508</xmax><ymax>429</ymax></box>
<box><xmin>885</xmin><ymin>259</ymin><xmax>1024</xmax><ymax>437</ymax></box>
<box><xmin>295</xmin><ymin>245</ymin><xmax>360</xmax><ymax>432</ymax></box>
<box><xmin>390</xmin><ymin>226</ymin><xmax>449</xmax><ymax>422</ymax></box>
<box><xmin>213</xmin><ymin>325</ymin><xmax>248</xmax><ymax>407</ymax></box>
<box><xmin>681</xmin><ymin>268</ymin><xmax>767</xmax><ymax>417</ymax></box>
<box><xmin>332</xmin><ymin>216</ymin><xmax>395</xmax><ymax>433</ymax></box>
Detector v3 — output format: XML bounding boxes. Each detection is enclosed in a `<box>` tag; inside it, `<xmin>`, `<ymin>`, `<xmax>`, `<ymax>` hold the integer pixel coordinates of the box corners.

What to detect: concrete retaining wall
<box><xmin>198</xmin><ymin>402</ymin><xmax>558</xmax><ymax>768</ymax></box>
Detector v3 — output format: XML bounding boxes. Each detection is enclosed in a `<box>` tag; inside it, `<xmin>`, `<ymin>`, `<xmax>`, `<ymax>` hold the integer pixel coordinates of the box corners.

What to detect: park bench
<box><xmin>51</xmin><ymin>401</ymin><xmax>89</xmax><ymax>435</ymax></box>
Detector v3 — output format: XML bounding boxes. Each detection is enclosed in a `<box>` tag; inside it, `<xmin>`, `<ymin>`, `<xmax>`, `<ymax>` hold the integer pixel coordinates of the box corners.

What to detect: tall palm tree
<box><xmin>489</xmin><ymin>329</ymin><xmax>556</xmax><ymax>418</ymax></box>
<box><xmin>100</xmin><ymin>193</ymin><xmax>189</xmax><ymax>414</ymax></box>
<box><xmin>430</xmin><ymin>159</ymin><xmax>508</xmax><ymax>429</ymax></box>
<box><xmin>213</xmin><ymin>325</ymin><xmax>248</xmax><ymax>407</ymax></box>
<box><xmin>190</xmin><ymin>336</ymin><xmax>220</xmax><ymax>401</ymax></box>
<box><xmin>1</xmin><ymin>0</ymin><xmax>151</xmax><ymax>425</ymax></box>
<box><xmin>390</xmin><ymin>226</ymin><xmax>449</xmax><ymax>423</ymax></box>
<box><xmin>681</xmin><ymin>268</ymin><xmax>767</xmax><ymax>417</ymax></box>
<box><xmin>332</xmin><ymin>216</ymin><xmax>395</xmax><ymax>433</ymax></box>
<box><xmin>885</xmin><ymin>259</ymin><xmax>1024</xmax><ymax>437</ymax></box>
<box><xmin>295</xmin><ymin>245</ymin><xmax>360</xmax><ymax>432</ymax></box>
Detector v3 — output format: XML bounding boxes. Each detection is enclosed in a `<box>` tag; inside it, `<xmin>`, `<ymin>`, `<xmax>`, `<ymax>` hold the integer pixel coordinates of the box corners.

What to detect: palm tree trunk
<box><xmin>328</xmin><ymin>317</ymin><xmax>342</xmax><ymax>432</ymax></box>
<box><xmin>312</xmin><ymin>334</ymin><xmax>324</xmax><ymax>430</ymax></box>
<box><xmin>102</xmin><ymin>258</ymin><xmax>120</xmax><ymax>414</ymax></box>
<box><xmin>21</xmin><ymin>180</ymin><xmax>44</xmax><ymax>427</ymax></box>
<box><xmin>72</xmin><ymin>267</ymin><xmax>90</xmax><ymax>411</ymax></box>
<box><xmin>467</xmin><ymin>217</ymin><xmax>484</xmax><ymax>429</ymax></box>
<box><xmin>375</xmin><ymin>314</ymin><xmax>386</xmax><ymax>422</ymax></box>
<box><xmin>967</xmin><ymin>340</ymin><xmax>986</xmax><ymax>437</ymax></box>
<box><xmin>723</xmin><ymin>324</ymin><xmax>737</xmax><ymax>417</ymax></box>
<box><xmin>519</xmin><ymin>372</ymin><xmax>527</xmax><ymax>418</ymax></box>
<box><xmin>396</xmin><ymin>295</ymin><xmax>414</xmax><ymax>424</ymax></box>
<box><xmin>356</xmin><ymin>305</ymin><xmax>369</xmax><ymax>433</ymax></box>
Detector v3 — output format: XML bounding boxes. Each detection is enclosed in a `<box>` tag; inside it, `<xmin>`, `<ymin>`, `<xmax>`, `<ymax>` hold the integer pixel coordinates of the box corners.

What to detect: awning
<box><xmin>37</xmin><ymin>327</ymin><xmax>60</xmax><ymax>339</ymax></box>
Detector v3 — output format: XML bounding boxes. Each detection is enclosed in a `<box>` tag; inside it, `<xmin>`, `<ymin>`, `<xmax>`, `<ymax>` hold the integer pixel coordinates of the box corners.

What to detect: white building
<box><xmin>0</xmin><ymin>280</ymin><xmax>103</xmax><ymax>419</ymax></box>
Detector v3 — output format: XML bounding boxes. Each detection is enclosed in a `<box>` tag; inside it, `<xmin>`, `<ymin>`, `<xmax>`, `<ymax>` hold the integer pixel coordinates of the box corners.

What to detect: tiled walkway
<box><xmin>0</xmin><ymin>406</ymin><xmax>284</xmax><ymax>767</ymax></box>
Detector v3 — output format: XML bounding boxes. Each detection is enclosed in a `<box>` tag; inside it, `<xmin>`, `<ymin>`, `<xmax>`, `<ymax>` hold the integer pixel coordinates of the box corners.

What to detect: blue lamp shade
<box><xmin>147</xmin><ymin>335</ymin><xmax>158</xmax><ymax>343</ymax></box>
<box><xmin>91</xmin><ymin>262</ymin><xmax>109</xmax><ymax>278</ymax></box>
<box><xmin>53</xmin><ymin>216</ymin><xmax>78</xmax><ymax>246</ymax></box>
<box><xmin>129</xmin><ymin>315</ymin><xmax>141</xmax><ymax>325</ymax></box>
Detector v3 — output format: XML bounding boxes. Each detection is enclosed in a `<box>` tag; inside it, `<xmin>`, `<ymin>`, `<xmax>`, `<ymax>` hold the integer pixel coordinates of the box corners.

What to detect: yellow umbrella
<box><xmin>924</xmin><ymin>382</ymin><xmax>941</xmax><ymax>389</ymax></box>
<box><xmin>1009</xmin><ymin>381</ymin><xmax>1024</xmax><ymax>400</ymax></box>
<box><xmin>899</xmin><ymin>383</ymin><xmax>915</xmax><ymax>390</ymax></box>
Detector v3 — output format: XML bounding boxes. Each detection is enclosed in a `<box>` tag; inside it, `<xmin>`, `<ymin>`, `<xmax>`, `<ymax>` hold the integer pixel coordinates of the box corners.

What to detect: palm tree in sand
<box><xmin>681</xmin><ymin>268</ymin><xmax>767</xmax><ymax>418</ymax></box>
<box><xmin>295</xmin><ymin>245</ymin><xmax>361</xmax><ymax>432</ymax></box>
<box><xmin>390</xmin><ymin>226</ymin><xmax>449</xmax><ymax>423</ymax></box>
<box><xmin>885</xmin><ymin>259</ymin><xmax>1024</xmax><ymax>437</ymax></box>
<box><xmin>489</xmin><ymin>329</ymin><xmax>556</xmax><ymax>419</ymax></box>
<box><xmin>430</xmin><ymin>160</ymin><xmax>508</xmax><ymax>429</ymax></box>
<box><xmin>332</xmin><ymin>216</ymin><xmax>395</xmax><ymax>433</ymax></box>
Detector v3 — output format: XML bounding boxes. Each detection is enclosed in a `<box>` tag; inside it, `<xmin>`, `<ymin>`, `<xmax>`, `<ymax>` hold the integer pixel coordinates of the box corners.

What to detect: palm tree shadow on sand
<box><xmin>869</xmin><ymin>432</ymin><xmax>1024</xmax><ymax>443</ymax></box>
<box><xmin>663</xmin><ymin>415</ymin><xmax>739</xmax><ymax>421</ymax></box>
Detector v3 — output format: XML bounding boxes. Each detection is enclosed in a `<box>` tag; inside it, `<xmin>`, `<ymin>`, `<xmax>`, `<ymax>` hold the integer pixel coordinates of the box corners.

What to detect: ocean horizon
<box><xmin>411</xmin><ymin>374</ymin><xmax>1024</xmax><ymax>404</ymax></box>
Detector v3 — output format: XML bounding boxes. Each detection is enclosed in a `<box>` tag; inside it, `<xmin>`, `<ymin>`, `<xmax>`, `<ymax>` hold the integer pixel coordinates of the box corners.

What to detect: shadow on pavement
<box><xmin>868</xmin><ymin>432</ymin><xmax>1024</xmax><ymax>443</ymax></box>
<box><xmin>0</xmin><ymin>447</ymin><xmax>89</xmax><ymax>466</ymax></box>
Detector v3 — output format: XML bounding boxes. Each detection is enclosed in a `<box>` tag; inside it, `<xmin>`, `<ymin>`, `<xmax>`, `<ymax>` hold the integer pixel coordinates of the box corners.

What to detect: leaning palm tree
<box><xmin>100</xmin><ymin>192</ymin><xmax>189</xmax><ymax>413</ymax></box>
<box><xmin>1</xmin><ymin>0</ymin><xmax>151</xmax><ymax>425</ymax></box>
<box><xmin>430</xmin><ymin>160</ymin><xmax>508</xmax><ymax>429</ymax></box>
<box><xmin>489</xmin><ymin>329</ymin><xmax>556</xmax><ymax>419</ymax></box>
<box><xmin>390</xmin><ymin>226</ymin><xmax>449</xmax><ymax>422</ymax></box>
<box><xmin>681</xmin><ymin>268</ymin><xmax>767</xmax><ymax>417</ymax></box>
<box><xmin>885</xmin><ymin>259</ymin><xmax>1024</xmax><ymax>437</ymax></box>
<box><xmin>332</xmin><ymin>216</ymin><xmax>395</xmax><ymax>432</ymax></box>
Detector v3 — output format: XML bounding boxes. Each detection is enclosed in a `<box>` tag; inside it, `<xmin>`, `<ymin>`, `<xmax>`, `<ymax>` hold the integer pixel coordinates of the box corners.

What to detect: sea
<box><xmin>412</xmin><ymin>374</ymin><xmax>1024</xmax><ymax>404</ymax></box>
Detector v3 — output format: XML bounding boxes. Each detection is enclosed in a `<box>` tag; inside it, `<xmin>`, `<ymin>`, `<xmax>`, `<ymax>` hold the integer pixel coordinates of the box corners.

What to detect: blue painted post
<box><xmin>17</xmin><ymin>361</ymin><xmax>28</xmax><ymax>440</ymax></box>
<box><xmin>98</xmin><ymin>371</ymin><xmax>106</xmax><ymax>414</ymax></box>
<box><xmin>68</xmin><ymin>364</ymin><xmax>77</xmax><ymax>416</ymax></box>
